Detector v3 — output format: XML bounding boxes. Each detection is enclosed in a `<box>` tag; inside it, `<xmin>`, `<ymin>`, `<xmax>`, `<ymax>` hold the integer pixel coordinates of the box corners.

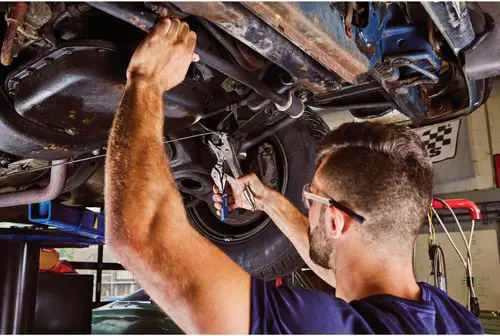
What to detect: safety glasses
<box><xmin>302</xmin><ymin>183</ymin><xmax>365</xmax><ymax>224</ymax></box>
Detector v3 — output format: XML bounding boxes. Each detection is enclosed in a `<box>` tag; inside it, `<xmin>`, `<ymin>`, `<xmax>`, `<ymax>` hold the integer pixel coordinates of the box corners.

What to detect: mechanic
<box><xmin>105</xmin><ymin>18</ymin><xmax>483</xmax><ymax>334</ymax></box>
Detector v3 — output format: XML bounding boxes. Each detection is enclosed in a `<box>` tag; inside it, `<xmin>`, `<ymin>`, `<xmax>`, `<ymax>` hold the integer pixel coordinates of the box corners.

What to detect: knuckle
<box><xmin>149</xmin><ymin>35</ymin><xmax>161</xmax><ymax>43</ymax></box>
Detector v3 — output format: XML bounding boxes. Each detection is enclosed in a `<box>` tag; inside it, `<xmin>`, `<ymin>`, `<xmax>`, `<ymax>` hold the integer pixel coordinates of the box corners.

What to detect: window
<box><xmin>56</xmin><ymin>245</ymin><xmax>140</xmax><ymax>301</ymax></box>
<box><xmin>115</xmin><ymin>270</ymin><xmax>134</xmax><ymax>281</ymax></box>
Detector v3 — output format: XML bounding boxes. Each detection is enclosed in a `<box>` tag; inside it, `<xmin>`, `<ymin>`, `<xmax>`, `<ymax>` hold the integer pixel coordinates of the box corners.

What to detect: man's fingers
<box><xmin>215</xmin><ymin>202</ymin><xmax>238</xmax><ymax>212</ymax></box>
<box><xmin>213</xmin><ymin>194</ymin><xmax>235</xmax><ymax>205</ymax></box>
<box><xmin>185</xmin><ymin>30</ymin><xmax>197</xmax><ymax>49</ymax></box>
<box><xmin>186</xmin><ymin>31</ymin><xmax>198</xmax><ymax>63</ymax></box>
<box><xmin>178</xmin><ymin>21</ymin><xmax>189</xmax><ymax>40</ymax></box>
<box><xmin>167</xmin><ymin>18</ymin><xmax>181</xmax><ymax>40</ymax></box>
<box><xmin>152</xmin><ymin>18</ymin><xmax>172</xmax><ymax>38</ymax></box>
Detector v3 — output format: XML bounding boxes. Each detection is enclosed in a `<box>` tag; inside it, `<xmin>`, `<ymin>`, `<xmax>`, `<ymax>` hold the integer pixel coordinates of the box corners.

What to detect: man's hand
<box><xmin>213</xmin><ymin>173</ymin><xmax>271</xmax><ymax>214</ymax></box>
<box><xmin>126</xmin><ymin>18</ymin><xmax>199</xmax><ymax>92</ymax></box>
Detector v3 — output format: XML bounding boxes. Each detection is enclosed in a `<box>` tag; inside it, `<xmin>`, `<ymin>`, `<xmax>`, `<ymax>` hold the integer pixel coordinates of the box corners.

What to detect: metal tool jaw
<box><xmin>208</xmin><ymin>136</ymin><xmax>226</xmax><ymax>193</ymax></box>
<box><xmin>208</xmin><ymin>133</ymin><xmax>239</xmax><ymax>191</ymax></box>
<box><xmin>208</xmin><ymin>132</ymin><xmax>256</xmax><ymax>211</ymax></box>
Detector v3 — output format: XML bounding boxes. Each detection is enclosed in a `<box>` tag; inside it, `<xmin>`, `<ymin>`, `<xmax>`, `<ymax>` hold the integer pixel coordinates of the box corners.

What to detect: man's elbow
<box><xmin>106</xmin><ymin>233</ymin><xmax>157</xmax><ymax>276</ymax></box>
<box><xmin>105</xmin><ymin>216</ymin><xmax>153</xmax><ymax>265</ymax></box>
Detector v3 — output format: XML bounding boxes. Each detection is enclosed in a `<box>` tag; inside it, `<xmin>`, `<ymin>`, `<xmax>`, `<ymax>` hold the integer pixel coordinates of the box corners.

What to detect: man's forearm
<box><xmin>265</xmin><ymin>190</ymin><xmax>336</xmax><ymax>287</ymax></box>
<box><xmin>105</xmin><ymin>81</ymin><xmax>170</xmax><ymax>243</ymax></box>
<box><xmin>105</xmin><ymin>81</ymin><xmax>202</xmax><ymax>321</ymax></box>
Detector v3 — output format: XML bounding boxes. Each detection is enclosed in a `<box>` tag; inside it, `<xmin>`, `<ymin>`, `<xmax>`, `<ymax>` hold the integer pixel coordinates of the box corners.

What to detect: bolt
<box><xmin>92</xmin><ymin>148</ymin><xmax>103</xmax><ymax>156</ymax></box>
<box><xmin>397</xmin><ymin>39</ymin><xmax>408</xmax><ymax>50</ymax></box>
<box><xmin>297</xmin><ymin>90</ymin><xmax>309</xmax><ymax>102</ymax></box>
<box><xmin>65</xmin><ymin>128</ymin><xmax>78</xmax><ymax>135</ymax></box>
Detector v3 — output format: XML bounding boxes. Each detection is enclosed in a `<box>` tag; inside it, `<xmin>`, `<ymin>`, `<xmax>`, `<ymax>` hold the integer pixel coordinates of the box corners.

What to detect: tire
<box><xmin>187</xmin><ymin>110</ymin><xmax>330</xmax><ymax>280</ymax></box>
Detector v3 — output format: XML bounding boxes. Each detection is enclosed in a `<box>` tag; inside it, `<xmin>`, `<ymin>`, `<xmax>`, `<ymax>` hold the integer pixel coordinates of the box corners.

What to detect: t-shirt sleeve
<box><xmin>250</xmin><ymin>277</ymin><xmax>372</xmax><ymax>334</ymax></box>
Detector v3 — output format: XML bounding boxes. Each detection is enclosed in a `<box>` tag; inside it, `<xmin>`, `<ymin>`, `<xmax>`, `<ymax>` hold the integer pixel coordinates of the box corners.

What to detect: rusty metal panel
<box><xmin>244</xmin><ymin>2</ymin><xmax>370</xmax><ymax>84</ymax></box>
<box><xmin>1</xmin><ymin>2</ymin><xmax>29</xmax><ymax>66</ymax></box>
<box><xmin>173</xmin><ymin>2</ymin><xmax>340</xmax><ymax>93</ymax></box>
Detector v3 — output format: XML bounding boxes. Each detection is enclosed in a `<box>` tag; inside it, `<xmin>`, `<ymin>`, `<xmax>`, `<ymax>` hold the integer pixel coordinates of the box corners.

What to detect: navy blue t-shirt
<box><xmin>250</xmin><ymin>278</ymin><xmax>483</xmax><ymax>334</ymax></box>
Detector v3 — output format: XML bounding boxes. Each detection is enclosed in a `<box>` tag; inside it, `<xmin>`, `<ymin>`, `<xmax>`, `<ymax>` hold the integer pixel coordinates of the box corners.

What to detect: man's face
<box><xmin>307</xmin><ymin>170</ymin><xmax>336</xmax><ymax>270</ymax></box>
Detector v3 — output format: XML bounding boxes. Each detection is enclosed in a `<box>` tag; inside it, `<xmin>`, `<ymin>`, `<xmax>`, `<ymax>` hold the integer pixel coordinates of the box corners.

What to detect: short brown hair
<box><xmin>316</xmin><ymin>122</ymin><xmax>433</xmax><ymax>252</ymax></box>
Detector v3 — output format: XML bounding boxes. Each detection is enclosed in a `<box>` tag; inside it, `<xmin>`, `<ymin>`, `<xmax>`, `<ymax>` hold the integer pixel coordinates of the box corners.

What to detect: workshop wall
<box><xmin>433</xmin><ymin>81</ymin><xmax>500</xmax><ymax>194</ymax></box>
<box><xmin>414</xmin><ymin>222</ymin><xmax>500</xmax><ymax>311</ymax></box>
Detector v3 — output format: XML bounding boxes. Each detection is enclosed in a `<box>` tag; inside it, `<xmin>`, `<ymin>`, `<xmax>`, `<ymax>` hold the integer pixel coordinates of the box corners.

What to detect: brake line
<box><xmin>0</xmin><ymin>131</ymin><xmax>217</xmax><ymax>179</ymax></box>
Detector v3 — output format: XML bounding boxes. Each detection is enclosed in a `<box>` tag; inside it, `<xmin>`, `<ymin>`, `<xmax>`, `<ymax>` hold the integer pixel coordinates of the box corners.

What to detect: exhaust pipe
<box><xmin>0</xmin><ymin>160</ymin><xmax>67</xmax><ymax>208</ymax></box>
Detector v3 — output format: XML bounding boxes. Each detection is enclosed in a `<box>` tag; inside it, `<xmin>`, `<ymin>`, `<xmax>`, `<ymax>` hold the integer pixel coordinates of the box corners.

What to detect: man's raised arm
<box><xmin>220</xmin><ymin>174</ymin><xmax>336</xmax><ymax>287</ymax></box>
<box><xmin>105</xmin><ymin>18</ymin><xmax>251</xmax><ymax>334</ymax></box>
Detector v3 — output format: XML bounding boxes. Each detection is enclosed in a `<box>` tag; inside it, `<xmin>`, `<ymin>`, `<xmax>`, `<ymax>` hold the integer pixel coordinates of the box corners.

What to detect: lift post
<box><xmin>0</xmin><ymin>240</ymin><xmax>40</xmax><ymax>334</ymax></box>
<box><xmin>0</xmin><ymin>201</ymin><xmax>105</xmax><ymax>333</ymax></box>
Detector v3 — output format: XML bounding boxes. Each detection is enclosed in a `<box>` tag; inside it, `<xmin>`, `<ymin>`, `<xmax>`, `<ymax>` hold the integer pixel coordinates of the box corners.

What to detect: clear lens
<box><xmin>302</xmin><ymin>183</ymin><xmax>311</xmax><ymax>210</ymax></box>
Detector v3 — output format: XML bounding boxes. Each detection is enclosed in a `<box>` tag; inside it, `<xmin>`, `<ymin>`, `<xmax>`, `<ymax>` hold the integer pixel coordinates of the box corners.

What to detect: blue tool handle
<box><xmin>220</xmin><ymin>193</ymin><xmax>229</xmax><ymax>221</ymax></box>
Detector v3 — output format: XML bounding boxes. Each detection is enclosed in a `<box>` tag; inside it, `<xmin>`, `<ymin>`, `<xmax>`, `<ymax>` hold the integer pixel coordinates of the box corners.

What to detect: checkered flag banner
<box><xmin>413</xmin><ymin>119</ymin><xmax>460</xmax><ymax>163</ymax></box>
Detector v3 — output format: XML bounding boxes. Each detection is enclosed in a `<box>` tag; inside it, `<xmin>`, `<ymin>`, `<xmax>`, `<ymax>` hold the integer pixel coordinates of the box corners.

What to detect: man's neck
<box><xmin>334</xmin><ymin>249</ymin><xmax>421</xmax><ymax>303</ymax></box>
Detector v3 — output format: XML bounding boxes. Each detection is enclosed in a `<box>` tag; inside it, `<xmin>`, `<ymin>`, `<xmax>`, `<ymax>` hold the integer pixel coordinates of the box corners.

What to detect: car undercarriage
<box><xmin>0</xmin><ymin>2</ymin><xmax>497</xmax><ymax>278</ymax></box>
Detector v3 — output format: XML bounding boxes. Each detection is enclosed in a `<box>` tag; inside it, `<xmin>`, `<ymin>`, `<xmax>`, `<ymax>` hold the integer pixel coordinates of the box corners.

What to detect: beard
<box><xmin>308</xmin><ymin>208</ymin><xmax>336</xmax><ymax>270</ymax></box>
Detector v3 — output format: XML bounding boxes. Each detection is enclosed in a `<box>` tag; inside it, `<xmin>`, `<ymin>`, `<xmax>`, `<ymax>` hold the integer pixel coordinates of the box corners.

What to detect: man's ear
<box><xmin>326</xmin><ymin>206</ymin><xmax>352</xmax><ymax>239</ymax></box>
